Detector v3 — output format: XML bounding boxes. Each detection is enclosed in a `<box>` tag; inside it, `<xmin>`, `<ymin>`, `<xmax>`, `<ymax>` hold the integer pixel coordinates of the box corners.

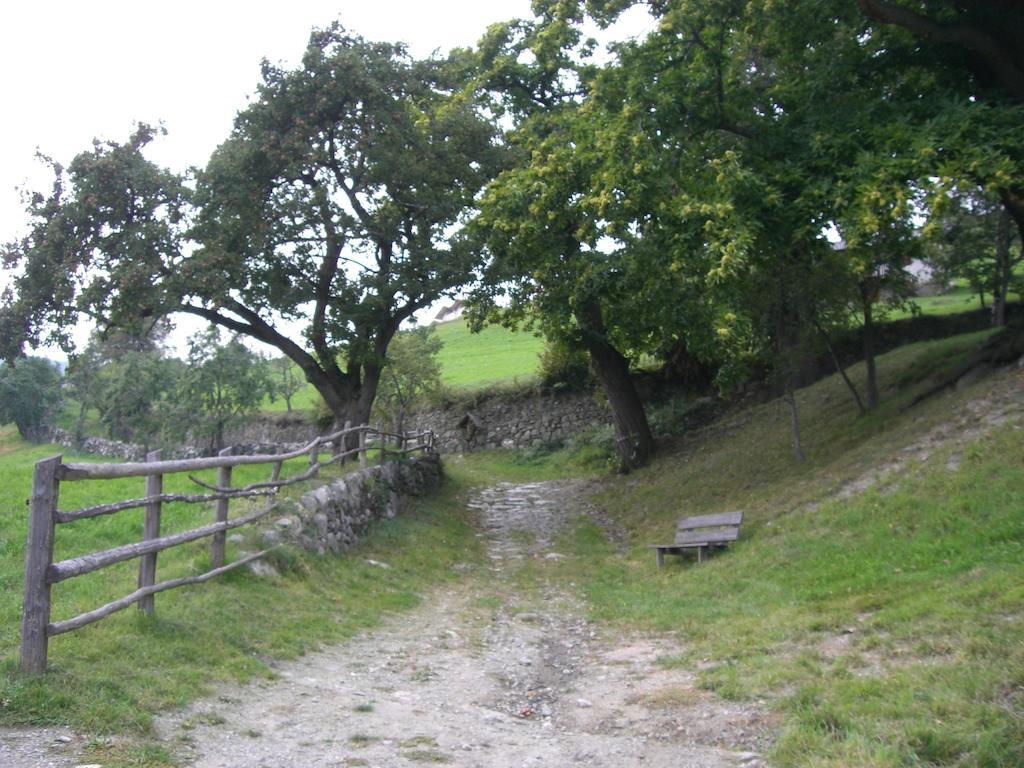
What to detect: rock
<box><xmin>575</xmin><ymin>698</ymin><xmax>593</xmax><ymax>708</ymax></box>
<box><xmin>366</xmin><ymin>559</ymin><xmax>391</xmax><ymax>569</ymax></box>
<box><xmin>275</xmin><ymin>517</ymin><xmax>295</xmax><ymax>529</ymax></box>
<box><xmin>248</xmin><ymin>559</ymin><xmax>280</xmax><ymax>579</ymax></box>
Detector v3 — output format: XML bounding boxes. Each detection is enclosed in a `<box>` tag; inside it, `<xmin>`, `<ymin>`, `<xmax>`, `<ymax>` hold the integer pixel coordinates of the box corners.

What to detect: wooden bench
<box><xmin>651</xmin><ymin>511</ymin><xmax>744</xmax><ymax>567</ymax></box>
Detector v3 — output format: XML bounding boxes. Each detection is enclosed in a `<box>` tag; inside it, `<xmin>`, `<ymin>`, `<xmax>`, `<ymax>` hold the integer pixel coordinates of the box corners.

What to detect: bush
<box><xmin>538</xmin><ymin>338</ymin><xmax>593</xmax><ymax>392</ymax></box>
<box><xmin>565</xmin><ymin>424</ymin><xmax>618</xmax><ymax>470</ymax></box>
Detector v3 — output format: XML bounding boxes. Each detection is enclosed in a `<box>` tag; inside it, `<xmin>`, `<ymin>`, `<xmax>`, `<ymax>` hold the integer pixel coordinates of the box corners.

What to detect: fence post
<box><xmin>137</xmin><ymin>449</ymin><xmax>163</xmax><ymax>615</ymax></box>
<box><xmin>377</xmin><ymin>422</ymin><xmax>386</xmax><ymax>466</ymax></box>
<box><xmin>336</xmin><ymin>421</ymin><xmax>350</xmax><ymax>463</ymax></box>
<box><xmin>20</xmin><ymin>455</ymin><xmax>62</xmax><ymax>675</ymax></box>
<box><xmin>358</xmin><ymin>426</ymin><xmax>367</xmax><ymax>468</ymax></box>
<box><xmin>211</xmin><ymin>446</ymin><xmax>232</xmax><ymax>568</ymax></box>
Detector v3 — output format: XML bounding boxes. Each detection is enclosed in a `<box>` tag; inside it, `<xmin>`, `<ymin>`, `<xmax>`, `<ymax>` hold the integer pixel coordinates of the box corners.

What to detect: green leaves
<box><xmin>0</xmin><ymin>357</ymin><xmax>62</xmax><ymax>441</ymax></box>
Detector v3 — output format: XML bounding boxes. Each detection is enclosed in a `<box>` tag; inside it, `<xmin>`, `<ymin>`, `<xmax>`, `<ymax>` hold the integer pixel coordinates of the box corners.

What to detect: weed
<box><xmin>404</xmin><ymin>748</ymin><xmax>452</xmax><ymax>763</ymax></box>
<box><xmin>348</xmin><ymin>733</ymin><xmax>378</xmax><ymax>747</ymax></box>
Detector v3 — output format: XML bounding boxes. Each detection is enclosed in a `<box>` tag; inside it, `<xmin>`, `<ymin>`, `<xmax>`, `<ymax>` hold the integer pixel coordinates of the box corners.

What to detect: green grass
<box><xmin>256</xmin><ymin>318</ymin><xmax>544</xmax><ymax>416</ymax></box>
<box><xmin>893</xmin><ymin>283</ymin><xmax>1021</xmax><ymax>320</ymax></box>
<box><xmin>0</xmin><ymin>430</ymin><xmax>487</xmax><ymax>738</ymax></box>
<box><xmin>14</xmin><ymin>322</ymin><xmax>1022</xmax><ymax>766</ymax></box>
<box><xmin>530</xmin><ymin>330</ymin><xmax>1023</xmax><ymax>766</ymax></box>
<box><xmin>431</xmin><ymin>318</ymin><xmax>544</xmax><ymax>389</ymax></box>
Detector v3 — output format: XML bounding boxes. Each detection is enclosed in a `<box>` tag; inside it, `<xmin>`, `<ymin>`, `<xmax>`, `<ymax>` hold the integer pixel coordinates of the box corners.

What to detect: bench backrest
<box><xmin>675</xmin><ymin>511</ymin><xmax>743</xmax><ymax>546</ymax></box>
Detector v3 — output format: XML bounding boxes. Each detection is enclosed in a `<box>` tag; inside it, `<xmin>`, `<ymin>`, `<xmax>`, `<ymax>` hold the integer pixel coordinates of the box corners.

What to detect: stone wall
<box><xmin>407</xmin><ymin>390</ymin><xmax>610</xmax><ymax>452</ymax></box>
<box><xmin>47</xmin><ymin>390</ymin><xmax>611</xmax><ymax>459</ymax></box>
<box><xmin>266</xmin><ymin>454</ymin><xmax>443</xmax><ymax>555</ymax></box>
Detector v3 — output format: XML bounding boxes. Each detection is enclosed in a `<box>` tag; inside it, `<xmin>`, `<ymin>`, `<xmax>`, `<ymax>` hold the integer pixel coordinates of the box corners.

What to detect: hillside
<box><xmin>3</xmin><ymin>329</ymin><xmax>1021</xmax><ymax>767</ymax></box>
<box><xmin>533</xmin><ymin>330</ymin><xmax>1024</xmax><ymax>765</ymax></box>
<box><xmin>432</xmin><ymin>318</ymin><xmax>544</xmax><ymax>389</ymax></box>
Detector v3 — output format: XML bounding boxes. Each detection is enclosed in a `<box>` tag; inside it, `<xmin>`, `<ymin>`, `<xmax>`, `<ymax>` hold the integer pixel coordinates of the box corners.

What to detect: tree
<box><xmin>270</xmin><ymin>357</ymin><xmax>307</xmax><ymax>413</ymax></box>
<box><xmin>96</xmin><ymin>349</ymin><xmax>178</xmax><ymax>445</ymax></box>
<box><xmin>63</xmin><ymin>343</ymin><xmax>104</xmax><ymax>443</ymax></box>
<box><xmin>373</xmin><ymin>325</ymin><xmax>444</xmax><ymax>433</ymax></box>
<box><xmin>0</xmin><ymin>357</ymin><xmax>63</xmax><ymax>441</ymax></box>
<box><xmin>928</xmin><ymin>188</ymin><xmax>1022</xmax><ymax>325</ymax></box>
<box><xmin>1</xmin><ymin>27</ymin><xmax>503</xmax><ymax>437</ymax></box>
<box><xmin>167</xmin><ymin>328</ymin><xmax>274</xmax><ymax>453</ymax></box>
<box><xmin>851</xmin><ymin>1</ymin><xmax>1024</xmax><ymax>250</ymax></box>
<box><xmin>467</xmin><ymin>11</ymin><xmax>676</xmax><ymax>469</ymax></box>
<box><xmin>64</xmin><ymin>320</ymin><xmax>173</xmax><ymax>443</ymax></box>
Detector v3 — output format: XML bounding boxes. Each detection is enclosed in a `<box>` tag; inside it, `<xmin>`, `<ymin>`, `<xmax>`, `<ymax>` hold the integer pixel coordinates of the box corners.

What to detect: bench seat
<box><xmin>651</xmin><ymin>511</ymin><xmax>743</xmax><ymax>567</ymax></box>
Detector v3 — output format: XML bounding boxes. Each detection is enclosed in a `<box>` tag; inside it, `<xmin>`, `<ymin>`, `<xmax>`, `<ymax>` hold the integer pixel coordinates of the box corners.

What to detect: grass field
<box><xmin>431</xmin><ymin>318</ymin><xmax>544</xmax><ymax>389</ymax></box>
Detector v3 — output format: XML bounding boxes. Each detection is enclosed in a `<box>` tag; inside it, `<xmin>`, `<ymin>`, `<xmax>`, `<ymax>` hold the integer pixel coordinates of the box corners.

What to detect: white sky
<box><xmin>0</xmin><ymin>0</ymin><xmax>652</xmax><ymax>357</ymax></box>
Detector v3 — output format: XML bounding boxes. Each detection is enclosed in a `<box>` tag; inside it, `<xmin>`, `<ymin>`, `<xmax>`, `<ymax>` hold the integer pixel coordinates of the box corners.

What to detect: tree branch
<box><xmin>857</xmin><ymin>0</ymin><xmax>1024</xmax><ymax>102</ymax></box>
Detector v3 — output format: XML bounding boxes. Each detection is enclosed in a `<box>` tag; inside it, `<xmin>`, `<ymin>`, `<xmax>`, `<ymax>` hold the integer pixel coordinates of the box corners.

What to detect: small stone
<box><xmin>575</xmin><ymin>698</ymin><xmax>593</xmax><ymax>708</ymax></box>
<box><xmin>544</xmin><ymin>552</ymin><xmax>565</xmax><ymax>560</ymax></box>
<box><xmin>519</xmin><ymin>656</ymin><xmax>532</xmax><ymax>666</ymax></box>
<box><xmin>247</xmin><ymin>559</ymin><xmax>279</xmax><ymax>579</ymax></box>
<box><xmin>366</xmin><ymin>559</ymin><xmax>391</xmax><ymax>569</ymax></box>
<box><xmin>275</xmin><ymin>517</ymin><xmax>295</xmax><ymax>528</ymax></box>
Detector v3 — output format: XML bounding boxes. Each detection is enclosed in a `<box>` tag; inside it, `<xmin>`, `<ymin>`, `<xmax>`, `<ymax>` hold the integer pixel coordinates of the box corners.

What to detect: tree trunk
<box><xmin>784</xmin><ymin>388</ymin><xmax>805</xmax><ymax>463</ymax></box>
<box><xmin>578</xmin><ymin>300</ymin><xmax>654</xmax><ymax>470</ymax></box>
<box><xmin>814</xmin><ymin>321</ymin><xmax>866</xmax><ymax>416</ymax></box>
<box><xmin>74</xmin><ymin>402</ymin><xmax>88</xmax><ymax>444</ymax></box>
<box><xmin>992</xmin><ymin>207</ymin><xmax>1011</xmax><ymax>327</ymax></box>
<box><xmin>860</xmin><ymin>287</ymin><xmax>879</xmax><ymax>409</ymax></box>
<box><xmin>1001</xmin><ymin>187</ymin><xmax>1024</xmax><ymax>248</ymax></box>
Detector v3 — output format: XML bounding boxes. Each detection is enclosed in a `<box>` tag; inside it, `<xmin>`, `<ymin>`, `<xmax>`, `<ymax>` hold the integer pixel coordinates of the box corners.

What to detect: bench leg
<box><xmin>697</xmin><ymin>546</ymin><xmax>704</xmax><ymax>564</ymax></box>
<box><xmin>656</xmin><ymin>549</ymin><xmax>664</xmax><ymax>569</ymax></box>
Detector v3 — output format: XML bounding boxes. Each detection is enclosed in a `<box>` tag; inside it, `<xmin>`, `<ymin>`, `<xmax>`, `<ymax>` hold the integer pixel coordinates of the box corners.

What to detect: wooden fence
<box><xmin>20</xmin><ymin>424</ymin><xmax>435</xmax><ymax>674</ymax></box>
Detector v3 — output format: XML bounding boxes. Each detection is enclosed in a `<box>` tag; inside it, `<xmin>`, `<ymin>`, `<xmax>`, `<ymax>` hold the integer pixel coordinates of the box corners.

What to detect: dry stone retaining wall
<box><xmin>46</xmin><ymin>391</ymin><xmax>611</xmax><ymax>458</ymax></box>
<box><xmin>409</xmin><ymin>391</ymin><xmax>610</xmax><ymax>453</ymax></box>
<box><xmin>266</xmin><ymin>454</ymin><xmax>443</xmax><ymax>555</ymax></box>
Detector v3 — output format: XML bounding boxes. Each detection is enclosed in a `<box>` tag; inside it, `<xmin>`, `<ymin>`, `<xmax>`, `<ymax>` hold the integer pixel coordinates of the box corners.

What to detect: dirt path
<box><xmin>149</xmin><ymin>479</ymin><xmax>770</xmax><ymax>767</ymax></box>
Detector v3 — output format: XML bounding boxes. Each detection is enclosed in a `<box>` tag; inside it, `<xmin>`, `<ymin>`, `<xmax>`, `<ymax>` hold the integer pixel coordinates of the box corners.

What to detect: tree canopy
<box><xmin>2</xmin><ymin>6</ymin><xmax>1021</xmax><ymax>467</ymax></box>
<box><xmin>1</xmin><ymin>26</ymin><xmax>503</xmax><ymax>431</ymax></box>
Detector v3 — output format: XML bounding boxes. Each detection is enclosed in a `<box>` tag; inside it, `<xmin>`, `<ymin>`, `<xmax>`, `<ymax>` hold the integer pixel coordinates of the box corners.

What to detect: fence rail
<box><xmin>19</xmin><ymin>424</ymin><xmax>435</xmax><ymax>674</ymax></box>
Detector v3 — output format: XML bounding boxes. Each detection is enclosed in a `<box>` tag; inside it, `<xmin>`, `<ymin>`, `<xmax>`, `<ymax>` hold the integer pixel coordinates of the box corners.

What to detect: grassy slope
<box><xmin>536</xmin><ymin>330</ymin><xmax>1023</xmax><ymax>766</ymax></box>
<box><xmin>430</xmin><ymin>318</ymin><xmax>543</xmax><ymax>389</ymax></box>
